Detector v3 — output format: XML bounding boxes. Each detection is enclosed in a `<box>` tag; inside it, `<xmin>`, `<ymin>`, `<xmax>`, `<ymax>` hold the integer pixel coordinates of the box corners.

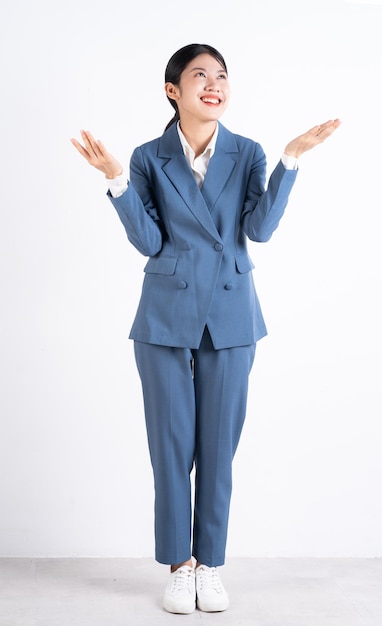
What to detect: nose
<box><xmin>205</xmin><ymin>82</ymin><xmax>220</xmax><ymax>92</ymax></box>
<box><xmin>205</xmin><ymin>76</ymin><xmax>220</xmax><ymax>91</ymax></box>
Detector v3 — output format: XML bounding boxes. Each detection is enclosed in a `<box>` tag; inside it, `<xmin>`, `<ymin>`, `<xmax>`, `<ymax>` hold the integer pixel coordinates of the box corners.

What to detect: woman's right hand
<box><xmin>70</xmin><ymin>130</ymin><xmax>123</xmax><ymax>179</ymax></box>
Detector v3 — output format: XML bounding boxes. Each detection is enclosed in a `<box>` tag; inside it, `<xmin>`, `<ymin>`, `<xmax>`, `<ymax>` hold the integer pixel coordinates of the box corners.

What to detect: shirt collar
<box><xmin>177</xmin><ymin>122</ymin><xmax>219</xmax><ymax>159</ymax></box>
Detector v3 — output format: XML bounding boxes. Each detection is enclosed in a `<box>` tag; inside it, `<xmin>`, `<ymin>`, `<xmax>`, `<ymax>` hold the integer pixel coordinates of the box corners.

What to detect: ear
<box><xmin>165</xmin><ymin>82</ymin><xmax>179</xmax><ymax>101</ymax></box>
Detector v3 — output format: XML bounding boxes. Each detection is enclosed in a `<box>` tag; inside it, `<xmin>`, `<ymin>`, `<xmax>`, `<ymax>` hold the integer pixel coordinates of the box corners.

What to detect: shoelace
<box><xmin>170</xmin><ymin>567</ymin><xmax>195</xmax><ymax>594</ymax></box>
<box><xmin>197</xmin><ymin>566</ymin><xmax>224</xmax><ymax>594</ymax></box>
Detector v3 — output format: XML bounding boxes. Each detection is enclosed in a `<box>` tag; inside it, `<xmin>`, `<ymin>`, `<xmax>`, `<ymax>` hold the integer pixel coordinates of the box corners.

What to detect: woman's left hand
<box><xmin>284</xmin><ymin>119</ymin><xmax>341</xmax><ymax>158</ymax></box>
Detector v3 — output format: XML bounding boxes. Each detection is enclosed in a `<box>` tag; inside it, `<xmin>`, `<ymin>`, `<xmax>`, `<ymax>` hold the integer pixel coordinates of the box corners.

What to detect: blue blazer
<box><xmin>108</xmin><ymin>122</ymin><xmax>297</xmax><ymax>349</ymax></box>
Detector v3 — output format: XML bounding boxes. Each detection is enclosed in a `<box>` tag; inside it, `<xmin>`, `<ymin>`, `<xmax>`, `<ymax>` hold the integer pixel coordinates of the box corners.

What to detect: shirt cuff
<box><xmin>107</xmin><ymin>170</ymin><xmax>128</xmax><ymax>198</ymax></box>
<box><xmin>281</xmin><ymin>153</ymin><xmax>299</xmax><ymax>170</ymax></box>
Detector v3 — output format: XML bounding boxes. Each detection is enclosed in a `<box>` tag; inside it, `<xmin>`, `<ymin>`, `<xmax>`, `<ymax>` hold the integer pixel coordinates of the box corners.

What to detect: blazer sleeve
<box><xmin>107</xmin><ymin>146</ymin><xmax>163</xmax><ymax>257</ymax></box>
<box><xmin>241</xmin><ymin>143</ymin><xmax>298</xmax><ymax>242</ymax></box>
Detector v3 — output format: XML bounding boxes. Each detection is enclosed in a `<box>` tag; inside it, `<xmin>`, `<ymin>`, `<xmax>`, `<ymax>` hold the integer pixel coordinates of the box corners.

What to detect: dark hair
<box><xmin>164</xmin><ymin>43</ymin><xmax>228</xmax><ymax>132</ymax></box>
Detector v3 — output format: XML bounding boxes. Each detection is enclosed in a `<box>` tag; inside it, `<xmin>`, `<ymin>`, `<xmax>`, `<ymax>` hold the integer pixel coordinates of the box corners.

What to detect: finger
<box><xmin>81</xmin><ymin>130</ymin><xmax>100</xmax><ymax>156</ymax></box>
<box><xmin>317</xmin><ymin>119</ymin><xmax>341</xmax><ymax>135</ymax></box>
<box><xmin>321</xmin><ymin>118</ymin><xmax>341</xmax><ymax>128</ymax></box>
<box><xmin>317</xmin><ymin>120</ymin><xmax>341</xmax><ymax>139</ymax></box>
<box><xmin>319</xmin><ymin>119</ymin><xmax>335</xmax><ymax>128</ymax></box>
<box><xmin>308</xmin><ymin>119</ymin><xmax>339</xmax><ymax>137</ymax></box>
<box><xmin>81</xmin><ymin>130</ymin><xmax>102</xmax><ymax>158</ymax></box>
<box><xmin>96</xmin><ymin>138</ymin><xmax>108</xmax><ymax>158</ymax></box>
<box><xmin>305</xmin><ymin>124</ymin><xmax>322</xmax><ymax>136</ymax></box>
<box><xmin>70</xmin><ymin>137</ymin><xmax>91</xmax><ymax>159</ymax></box>
<box><xmin>328</xmin><ymin>118</ymin><xmax>341</xmax><ymax>131</ymax></box>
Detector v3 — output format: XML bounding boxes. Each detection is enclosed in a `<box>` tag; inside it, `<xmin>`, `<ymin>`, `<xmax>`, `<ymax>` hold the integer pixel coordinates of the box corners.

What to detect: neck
<box><xmin>179</xmin><ymin>119</ymin><xmax>217</xmax><ymax>157</ymax></box>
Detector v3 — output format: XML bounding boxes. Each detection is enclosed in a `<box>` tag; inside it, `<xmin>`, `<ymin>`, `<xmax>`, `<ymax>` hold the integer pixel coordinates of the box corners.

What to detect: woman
<box><xmin>71</xmin><ymin>43</ymin><xmax>340</xmax><ymax>614</ymax></box>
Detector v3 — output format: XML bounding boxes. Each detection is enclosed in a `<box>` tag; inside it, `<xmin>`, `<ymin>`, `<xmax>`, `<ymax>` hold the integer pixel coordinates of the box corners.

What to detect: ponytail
<box><xmin>164</xmin><ymin>109</ymin><xmax>180</xmax><ymax>132</ymax></box>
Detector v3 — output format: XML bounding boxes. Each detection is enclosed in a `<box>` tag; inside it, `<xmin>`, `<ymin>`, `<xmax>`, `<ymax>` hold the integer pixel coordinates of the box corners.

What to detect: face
<box><xmin>165</xmin><ymin>53</ymin><xmax>230</xmax><ymax>124</ymax></box>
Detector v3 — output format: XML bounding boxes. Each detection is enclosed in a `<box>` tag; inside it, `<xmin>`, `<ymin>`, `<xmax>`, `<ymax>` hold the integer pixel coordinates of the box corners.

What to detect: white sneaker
<box><xmin>162</xmin><ymin>565</ymin><xmax>196</xmax><ymax>614</ymax></box>
<box><xmin>195</xmin><ymin>564</ymin><xmax>229</xmax><ymax>612</ymax></box>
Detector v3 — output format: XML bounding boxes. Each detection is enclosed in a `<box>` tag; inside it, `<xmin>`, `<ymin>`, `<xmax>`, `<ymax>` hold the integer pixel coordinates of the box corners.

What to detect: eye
<box><xmin>218</xmin><ymin>73</ymin><xmax>227</xmax><ymax>80</ymax></box>
<box><xmin>195</xmin><ymin>71</ymin><xmax>206</xmax><ymax>77</ymax></box>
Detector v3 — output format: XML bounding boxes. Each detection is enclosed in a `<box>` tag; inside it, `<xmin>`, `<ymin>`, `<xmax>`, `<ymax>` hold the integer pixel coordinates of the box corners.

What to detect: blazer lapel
<box><xmin>200</xmin><ymin>152</ymin><xmax>236</xmax><ymax>211</ymax></box>
<box><xmin>158</xmin><ymin>123</ymin><xmax>238</xmax><ymax>240</ymax></box>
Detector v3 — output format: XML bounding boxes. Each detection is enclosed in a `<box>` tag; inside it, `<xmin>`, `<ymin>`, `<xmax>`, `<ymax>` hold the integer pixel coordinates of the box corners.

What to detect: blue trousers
<box><xmin>134</xmin><ymin>327</ymin><xmax>256</xmax><ymax>567</ymax></box>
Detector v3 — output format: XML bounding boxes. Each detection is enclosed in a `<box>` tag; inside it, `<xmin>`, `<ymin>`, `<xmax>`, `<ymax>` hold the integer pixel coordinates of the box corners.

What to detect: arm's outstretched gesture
<box><xmin>284</xmin><ymin>119</ymin><xmax>341</xmax><ymax>159</ymax></box>
<box><xmin>70</xmin><ymin>130</ymin><xmax>123</xmax><ymax>179</ymax></box>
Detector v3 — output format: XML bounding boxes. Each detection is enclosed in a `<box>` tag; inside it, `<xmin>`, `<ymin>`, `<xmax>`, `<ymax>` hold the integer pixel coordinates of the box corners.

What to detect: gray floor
<box><xmin>0</xmin><ymin>557</ymin><xmax>381</xmax><ymax>626</ymax></box>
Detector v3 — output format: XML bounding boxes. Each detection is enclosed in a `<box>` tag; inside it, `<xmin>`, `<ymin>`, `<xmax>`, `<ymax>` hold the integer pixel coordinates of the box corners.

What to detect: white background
<box><xmin>0</xmin><ymin>0</ymin><xmax>381</xmax><ymax>558</ymax></box>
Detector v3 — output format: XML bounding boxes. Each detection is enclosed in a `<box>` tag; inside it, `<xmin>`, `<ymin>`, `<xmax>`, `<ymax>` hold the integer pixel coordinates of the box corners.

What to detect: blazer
<box><xmin>108</xmin><ymin>122</ymin><xmax>298</xmax><ymax>349</ymax></box>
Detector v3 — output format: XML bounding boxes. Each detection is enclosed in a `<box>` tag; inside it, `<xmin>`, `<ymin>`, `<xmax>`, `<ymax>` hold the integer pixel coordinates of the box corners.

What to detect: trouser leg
<box><xmin>192</xmin><ymin>328</ymin><xmax>256</xmax><ymax>566</ymax></box>
<box><xmin>134</xmin><ymin>332</ymin><xmax>255</xmax><ymax>567</ymax></box>
<box><xmin>134</xmin><ymin>340</ymin><xmax>195</xmax><ymax>565</ymax></box>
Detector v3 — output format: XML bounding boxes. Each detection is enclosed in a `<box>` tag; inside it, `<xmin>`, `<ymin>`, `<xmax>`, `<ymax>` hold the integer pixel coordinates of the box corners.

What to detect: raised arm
<box><xmin>71</xmin><ymin>130</ymin><xmax>163</xmax><ymax>256</ymax></box>
<box><xmin>241</xmin><ymin>119</ymin><xmax>341</xmax><ymax>242</ymax></box>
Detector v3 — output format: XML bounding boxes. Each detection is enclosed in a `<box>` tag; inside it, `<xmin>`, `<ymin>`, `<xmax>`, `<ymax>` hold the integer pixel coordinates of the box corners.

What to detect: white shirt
<box><xmin>108</xmin><ymin>122</ymin><xmax>298</xmax><ymax>198</ymax></box>
<box><xmin>177</xmin><ymin>122</ymin><xmax>219</xmax><ymax>189</ymax></box>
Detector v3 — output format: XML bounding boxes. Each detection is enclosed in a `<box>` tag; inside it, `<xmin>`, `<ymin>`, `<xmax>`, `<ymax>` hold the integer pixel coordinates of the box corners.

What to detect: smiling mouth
<box><xmin>201</xmin><ymin>96</ymin><xmax>221</xmax><ymax>105</ymax></box>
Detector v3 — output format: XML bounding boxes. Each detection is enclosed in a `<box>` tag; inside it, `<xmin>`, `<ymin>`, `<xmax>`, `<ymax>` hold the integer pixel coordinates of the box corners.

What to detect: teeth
<box><xmin>202</xmin><ymin>97</ymin><xmax>220</xmax><ymax>104</ymax></box>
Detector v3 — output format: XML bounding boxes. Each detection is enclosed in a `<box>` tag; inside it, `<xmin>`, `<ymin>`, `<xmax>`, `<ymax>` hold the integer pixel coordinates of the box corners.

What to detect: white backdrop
<box><xmin>1</xmin><ymin>0</ymin><xmax>381</xmax><ymax>558</ymax></box>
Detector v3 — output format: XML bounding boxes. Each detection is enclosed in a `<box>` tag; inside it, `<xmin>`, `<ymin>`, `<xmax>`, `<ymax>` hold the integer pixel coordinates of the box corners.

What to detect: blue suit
<box><xmin>108</xmin><ymin>122</ymin><xmax>297</xmax><ymax>565</ymax></box>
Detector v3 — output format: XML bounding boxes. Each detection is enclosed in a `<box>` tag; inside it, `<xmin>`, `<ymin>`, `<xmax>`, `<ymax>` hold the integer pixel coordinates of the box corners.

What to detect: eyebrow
<box><xmin>189</xmin><ymin>66</ymin><xmax>227</xmax><ymax>74</ymax></box>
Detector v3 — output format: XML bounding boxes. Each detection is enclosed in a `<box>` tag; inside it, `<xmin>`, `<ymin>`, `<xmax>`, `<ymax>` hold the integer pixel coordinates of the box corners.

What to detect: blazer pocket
<box><xmin>144</xmin><ymin>255</ymin><xmax>178</xmax><ymax>275</ymax></box>
<box><xmin>235</xmin><ymin>253</ymin><xmax>255</xmax><ymax>274</ymax></box>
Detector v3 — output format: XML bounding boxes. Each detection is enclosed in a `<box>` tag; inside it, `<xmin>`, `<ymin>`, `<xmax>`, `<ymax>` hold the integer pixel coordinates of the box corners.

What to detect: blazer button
<box><xmin>177</xmin><ymin>280</ymin><xmax>188</xmax><ymax>289</ymax></box>
<box><xmin>224</xmin><ymin>282</ymin><xmax>233</xmax><ymax>290</ymax></box>
<box><xmin>214</xmin><ymin>243</ymin><xmax>223</xmax><ymax>251</ymax></box>
<box><xmin>183</xmin><ymin>242</ymin><xmax>191</xmax><ymax>250</ymax></box>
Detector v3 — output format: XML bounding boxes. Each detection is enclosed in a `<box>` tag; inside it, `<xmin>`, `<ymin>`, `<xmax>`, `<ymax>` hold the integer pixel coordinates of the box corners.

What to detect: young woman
<box><xmin>71</xmin><ymin>43</ymin><xmax>340</xmax><ymax>614</ymax></box>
